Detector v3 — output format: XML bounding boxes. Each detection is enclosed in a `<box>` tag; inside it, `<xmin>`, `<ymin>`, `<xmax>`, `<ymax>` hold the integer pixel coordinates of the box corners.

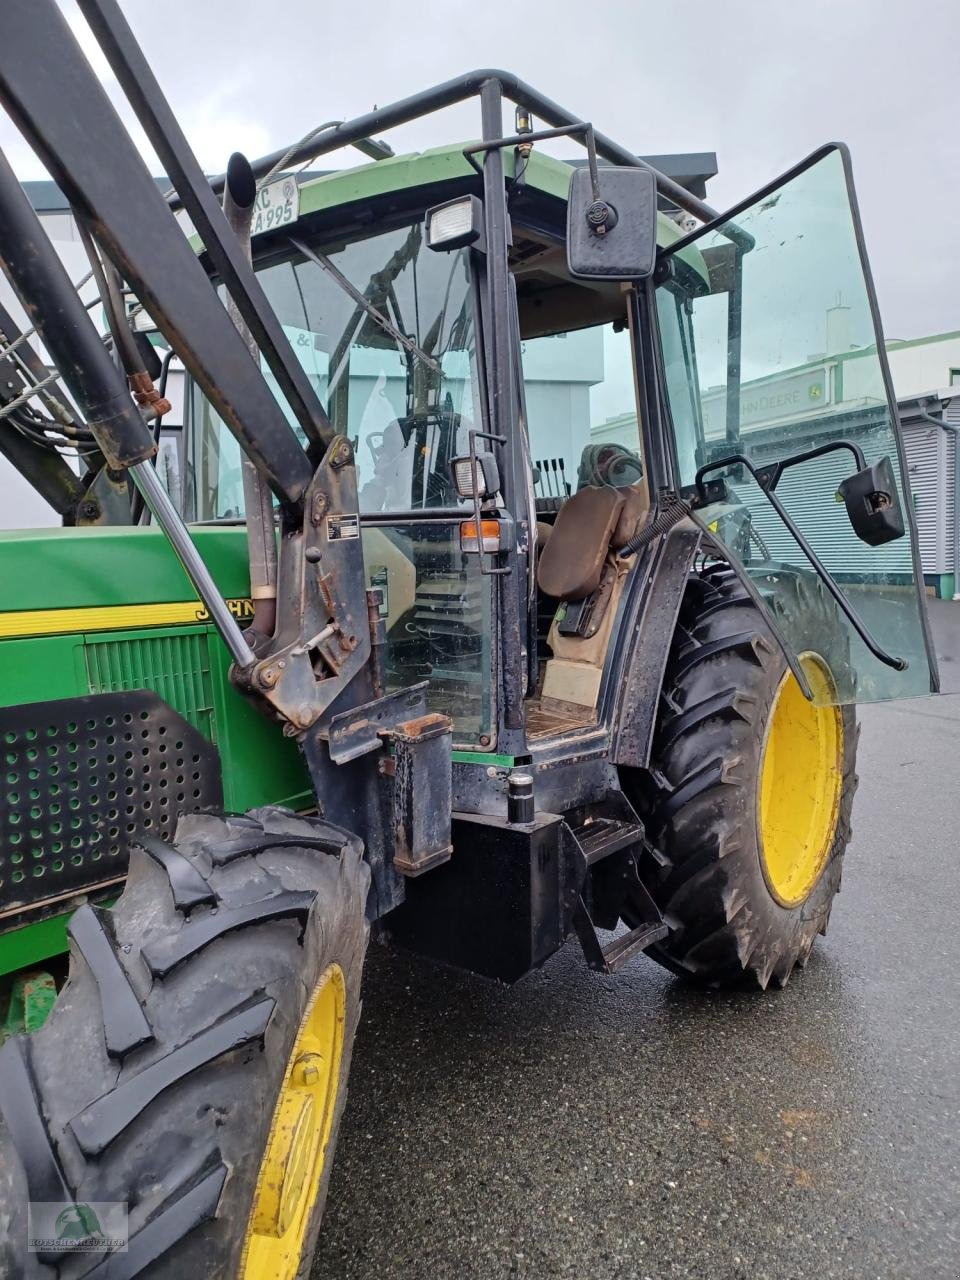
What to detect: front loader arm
<box><xmin>0</xmin><ymin>0</ymin><xmax>314</xmax><ymax>515</ymax></box>
<box><xmin>77</xmin><ymin>0</ymin><xmax>335</xmax><ymax>465</ymax></box>
<box><xmin>0</xmin><ymin>0</ymin><xmax>377</xmax><ymax>742</ymax></box>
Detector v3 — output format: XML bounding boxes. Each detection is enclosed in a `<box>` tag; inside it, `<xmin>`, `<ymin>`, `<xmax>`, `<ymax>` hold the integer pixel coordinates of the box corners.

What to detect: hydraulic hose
<box><xmin>0</xmin><ymin>144</ymin><xmax>154</xmax><ymax>468</ymax></box>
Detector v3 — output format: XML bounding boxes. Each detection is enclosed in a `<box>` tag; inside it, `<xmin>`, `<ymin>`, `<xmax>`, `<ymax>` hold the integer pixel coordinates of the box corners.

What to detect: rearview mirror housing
<box><xmin>837</xmin><ymin>455</ymin><xmax>905</xmax><ymax>546</ymax></box>
<box><xmin>566</xmin><ymin>167</ymin><xmax>657</xmax><ymax>280</ymax></box>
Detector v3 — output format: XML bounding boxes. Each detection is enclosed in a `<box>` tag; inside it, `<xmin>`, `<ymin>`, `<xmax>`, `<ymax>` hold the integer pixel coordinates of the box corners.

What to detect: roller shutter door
<box><xmin>902</xmin><ymin>422</ymin><xmax>947</xmax><ymax>573</ymax></box>
<box><xmin>730</xmin><ymin>447</ymin><xmax>916</xmax><ymax>576</ymax></box>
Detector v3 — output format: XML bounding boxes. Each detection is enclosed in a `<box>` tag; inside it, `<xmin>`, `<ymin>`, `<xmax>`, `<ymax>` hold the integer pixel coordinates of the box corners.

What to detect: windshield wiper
<box><xmin>287</xmin><ymin>236</ymin><xmax>441</xmax><ymax>375</ymax></box>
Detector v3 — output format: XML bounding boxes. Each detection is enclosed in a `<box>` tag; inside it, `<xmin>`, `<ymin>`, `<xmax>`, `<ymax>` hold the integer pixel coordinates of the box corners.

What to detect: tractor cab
<box><xmin>178</xmin><ymin>145</ymin><xmax>677</xmax><ymax>757</ymax></box>
<box><xmin>179</xmin><ymin>138</ymin><xmax>936</xmax><ymax>770</ymax></box>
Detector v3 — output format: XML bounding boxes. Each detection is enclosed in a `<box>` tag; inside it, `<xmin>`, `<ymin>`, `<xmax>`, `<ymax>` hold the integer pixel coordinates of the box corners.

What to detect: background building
<box><xmin>899</xmin><ymin>388</ymin><xmax>960</xmax><ymax>598</ymax></box>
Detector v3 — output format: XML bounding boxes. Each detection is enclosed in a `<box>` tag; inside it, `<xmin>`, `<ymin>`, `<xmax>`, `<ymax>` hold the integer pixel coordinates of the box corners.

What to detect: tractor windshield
<box><xmin>185</xmin><ymin>221</ymin><xmax>482</xmax><ymax>520</ymax></box>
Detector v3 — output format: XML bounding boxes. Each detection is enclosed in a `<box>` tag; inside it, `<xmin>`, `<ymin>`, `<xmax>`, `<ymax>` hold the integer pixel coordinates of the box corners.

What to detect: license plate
<box><xmin>251</xmin><ymin>175</ymin><xmax>300</xmax><ymax>237</ymax></box>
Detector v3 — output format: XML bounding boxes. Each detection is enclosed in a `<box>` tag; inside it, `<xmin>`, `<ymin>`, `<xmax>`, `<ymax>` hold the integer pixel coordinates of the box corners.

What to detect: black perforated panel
<box><xmin>0</xmin><ymin>691</ymin><xmax>222</xmax><ymax>923</ymax></box>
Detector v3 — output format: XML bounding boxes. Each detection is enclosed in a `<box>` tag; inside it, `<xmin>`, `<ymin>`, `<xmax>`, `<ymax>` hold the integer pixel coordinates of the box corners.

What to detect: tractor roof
<box><xmin>293</xmin><ymin>143</ymin><xmax>692</xmax><ymax>252</ymax></box>
<box><xmin>189</xmin><ymin>142</ymin><xmax>710</xmax><ymax>335</ymax></box>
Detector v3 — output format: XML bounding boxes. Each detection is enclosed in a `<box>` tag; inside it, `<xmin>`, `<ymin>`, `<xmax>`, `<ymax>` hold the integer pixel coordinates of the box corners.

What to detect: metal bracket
<box><xmin>323</xmin><ymin>683</ymin><xmax>429</xmax><ymax>765</ymax></box>
<box><xmin>391</xmin><ymin>712</ymin><xmax>454</xmax><ymax>877</ymax></box>
<box><xmin>463</xmin><ymin>121</ymin><xmax>602</xmax><ymax>205</ymax></box>
<box><xmin>232</xmin><ymin>435</ymin><xmax>373</xmax><ymax>732</ymax></box>
<box><xmin>467</xmin><ymin>428</ymin><xmax>510</xmax><ymax>577</ymax></box>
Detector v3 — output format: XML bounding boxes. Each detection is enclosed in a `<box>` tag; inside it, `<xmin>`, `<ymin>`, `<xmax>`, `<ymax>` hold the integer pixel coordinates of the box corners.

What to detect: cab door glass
<box><xmin>656</xmin><ymin>146</ymin><xmax>937</xmax><ymax>704</ymax></box>
<box><xmin>522</xmin><ymin>320</ymin><xmax>645</xmax><ymax>502</ymax></box>
<box><xmin>362</xmin><ymin>521</ymin><xmax>495</xmax><ymax>746</ymax></box>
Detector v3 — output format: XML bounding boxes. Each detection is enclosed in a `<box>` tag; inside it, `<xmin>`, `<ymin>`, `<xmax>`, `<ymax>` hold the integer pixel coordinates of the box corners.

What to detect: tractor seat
<box><xmin>537</xmin><ymin>484</ymin><xmax>648</xmax><ymax>601</ymax></box>
<box><xmin>536</xmin><ymin>520</ymin><xmax>554</xmax><ymax>550</ymax></box>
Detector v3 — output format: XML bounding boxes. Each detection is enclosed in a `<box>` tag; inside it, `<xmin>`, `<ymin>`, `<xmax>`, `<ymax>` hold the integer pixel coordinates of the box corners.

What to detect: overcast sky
<box><xmin>1</xmin><ymin>0</ymin><xmax>957</xmax><ymax>343</ymax></box>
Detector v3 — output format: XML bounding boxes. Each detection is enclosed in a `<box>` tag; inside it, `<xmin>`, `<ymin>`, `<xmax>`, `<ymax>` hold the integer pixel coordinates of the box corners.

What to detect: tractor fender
<box><xmin>607</xmin><ymin>520</ymin><xmax>702</xmax><ymax>770</ymax></box>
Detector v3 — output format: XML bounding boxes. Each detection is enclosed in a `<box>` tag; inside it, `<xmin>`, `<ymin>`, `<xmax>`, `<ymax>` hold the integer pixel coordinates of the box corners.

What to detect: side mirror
<box><xmin>837</xmin><ymin>456</ymin><xmax>905</xmax><ymax>546</ymax></box>
<box><xmin>566</xmin><ymin>167</ymin><xmax>657</xmax><ymax>280</ymax></box>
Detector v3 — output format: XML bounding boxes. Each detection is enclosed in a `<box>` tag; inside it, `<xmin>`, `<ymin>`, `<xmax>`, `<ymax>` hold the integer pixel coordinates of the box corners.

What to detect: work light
<box><xmin>426</xmin><ymin>196</ymin><xmax>484</xmax><ymax>251</ymax></box>
<box><xmin>451</xmin><ymin>451</ymin><xmax>500</xmax><ymax>500</ymax></box>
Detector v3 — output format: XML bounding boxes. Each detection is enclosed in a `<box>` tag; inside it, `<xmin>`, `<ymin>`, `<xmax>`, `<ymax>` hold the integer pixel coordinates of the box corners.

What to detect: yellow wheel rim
<box><xmin>759</xmin><ymin>654</ymin><xmax>844</xmax><ymax>908</ymax></box>
<box><xmin>241</xmin><ymin>964</ymin><xmax>345</xmax><ymax>1280</ymax></box>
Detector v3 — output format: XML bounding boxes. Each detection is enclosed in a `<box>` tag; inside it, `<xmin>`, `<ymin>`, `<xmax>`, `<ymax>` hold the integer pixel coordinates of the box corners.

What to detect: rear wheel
<box><xmin>627</xmin><ymin>563</ymin><xmax>858</xmax><ymax>989</ymax></box>
<box><xmin>0</xmin><ymin>807</ymin><xmax>369</xmax><ymax>1279</ymax></box>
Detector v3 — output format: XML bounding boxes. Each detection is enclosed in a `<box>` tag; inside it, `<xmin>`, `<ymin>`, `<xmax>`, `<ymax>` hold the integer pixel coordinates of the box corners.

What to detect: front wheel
<box><xmin>626</xmin><ymin>563</ymin><xmax>858</xmax><ymax>989</ymax></box>
<box><xmin>0</xmin><ymin>807</ymin><xmax>369</xmax><ymax>1279</ymax></box>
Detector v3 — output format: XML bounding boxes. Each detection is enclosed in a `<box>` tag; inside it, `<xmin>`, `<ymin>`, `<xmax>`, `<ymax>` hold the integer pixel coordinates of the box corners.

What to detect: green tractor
<box><xmin>0</xmin><ymin>2</ymin><xmax>938</xmax><ymax>1276</ymax></box>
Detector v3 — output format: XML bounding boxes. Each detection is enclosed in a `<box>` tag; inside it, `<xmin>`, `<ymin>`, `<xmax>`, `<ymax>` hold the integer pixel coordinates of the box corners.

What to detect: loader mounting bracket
<box><xmin>323</xmin><ymin>683</ymin><xmax>430</xmax><ymax>764</ymax></box>
<box><xmin>232</xmin><ymin>436</ymin><xmax>372</xmax><ymax>733</ymax></box>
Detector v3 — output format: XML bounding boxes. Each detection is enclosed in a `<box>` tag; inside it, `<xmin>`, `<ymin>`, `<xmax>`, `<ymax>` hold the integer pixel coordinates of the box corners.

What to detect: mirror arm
<box><xmin>754</xmin><ymin>439</ymin><xmax>868</xmax><ymax>494</ymax></box>
<box><xmin>695</xmin><ymin>440</ymin><xmax>867</xmax><ymax>499</ymax></box>
<box><xmin>693</xmin><ymin>450</ymin><xmax>907</xmax><ymax>673</ymax></box>
<box><xmin>464</xmin><ymin>122</ymin><xmax>601</xmax><ymax>198</ymax></box>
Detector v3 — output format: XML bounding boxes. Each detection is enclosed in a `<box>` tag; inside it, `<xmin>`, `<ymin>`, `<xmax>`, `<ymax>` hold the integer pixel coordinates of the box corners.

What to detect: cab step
<box><xmin>574</xmin><ymin>908</ymin><xmax>669</xmax><ymax>973</ymax></box>
<box><xmin>563</xmin><ymin>791</ymin><xmax>646</xmax><ymax>865</ymax></box>
<box><xmin>567</xmin><ymin>814</ymin><xmax>644</xmax><ymax>865</ymax></box>
<box><xmin>562</xmin><ymin>791</ymin><xmax>669</xmax><ymax>974</ymax></box>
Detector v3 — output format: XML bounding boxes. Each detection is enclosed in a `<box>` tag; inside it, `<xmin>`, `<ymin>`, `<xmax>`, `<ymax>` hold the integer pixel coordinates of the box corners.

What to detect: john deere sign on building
<box><xmin>701</xmin><ymin>366</ymin><xmax>830</xmax><ymax>436</ymax></box>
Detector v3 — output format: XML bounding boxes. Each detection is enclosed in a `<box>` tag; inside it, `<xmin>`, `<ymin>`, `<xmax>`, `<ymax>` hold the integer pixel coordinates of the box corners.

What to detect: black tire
<box><xmin>626</xmin><ymin>562</ymin><xmax>858</xmax><ymax>990</ymax></box>
<box><xmin>0</xmin><ymin>806</ymin><xmax>369</xmax><ymax>1279</ymax></box>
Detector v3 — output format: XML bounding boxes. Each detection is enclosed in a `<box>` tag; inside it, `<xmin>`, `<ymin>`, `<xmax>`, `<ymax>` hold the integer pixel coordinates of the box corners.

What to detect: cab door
<box><xmin>654</xmin><ymin>144</ymin><xmax>938</xmax><ymax>704</ymax></box>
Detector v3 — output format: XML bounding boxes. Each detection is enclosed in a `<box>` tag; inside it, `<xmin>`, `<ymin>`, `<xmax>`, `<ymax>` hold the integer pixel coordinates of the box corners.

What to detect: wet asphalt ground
<box><xmin>313</xmin><ymin>603</ymin><xmax>960</xmax><ymax>1280</ymax></box>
